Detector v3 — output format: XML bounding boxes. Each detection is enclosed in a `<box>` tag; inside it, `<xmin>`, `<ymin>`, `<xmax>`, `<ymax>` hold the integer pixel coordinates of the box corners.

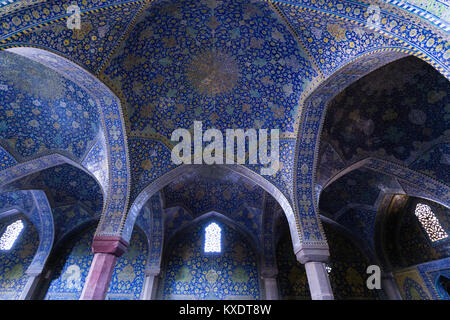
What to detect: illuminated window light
<box><xmin>0</xmin><ymin>220</ymin><xmax>24</xmax><ymax>250</ymax></box>
<box><xmin>415</xmin><ymin>203</ymin><xmax>448</xmax><ymax>242</ymax></box>
<box><xmin>204</xmin><ymin>222</ymin><xmax>222</xmax><ymax>253</ymax></box>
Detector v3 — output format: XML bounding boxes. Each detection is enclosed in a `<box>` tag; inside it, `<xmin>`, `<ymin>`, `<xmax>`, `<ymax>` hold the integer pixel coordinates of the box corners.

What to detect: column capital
<box><xmin>295</xmin><ymin>244</ymin><xmax>330</xmax><ymax>264</ymax></box>
<box><xmin>92</xmin><ymin>236</ymin><xmax>129</xmax><ymax>257</ymax></box>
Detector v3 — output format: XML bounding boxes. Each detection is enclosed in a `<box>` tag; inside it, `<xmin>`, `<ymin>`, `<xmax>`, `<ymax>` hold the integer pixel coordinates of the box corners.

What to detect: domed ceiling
<box><xmin>323</xmin><ymin>56</ymin><xmax>450</xmax><ymax>166</ymax></box>
<box><xmin>101</xmin><ymin>0</ymin><xmax>317</xmax><ymax>140</ymax></box>
<box><xmin>0</xmin><ymin>50</ymin><xmax>102</xmax><ymax>161</ymax></box>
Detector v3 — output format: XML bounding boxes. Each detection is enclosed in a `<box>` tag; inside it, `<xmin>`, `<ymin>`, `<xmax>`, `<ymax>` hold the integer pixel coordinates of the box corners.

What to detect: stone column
<box><xmin>296</xmin><ymin>246</ymin><xmax>334</xmax><ymax>300</ymax></box>
<box><xmin>381</xmin><ymin>271</ymin><xmax>402</xmax><ymax>300</ymax></box>
<box><xmin>261</xmin><ymin>268</ymin><xmax>279</xmax><ymax>300</ymax></box>
<box><xmin>141</xmin><ymin>268</ymin><xmax>160</xmax><ymax>300</ymax></box>
<box><xmin>80</xmin><ymin>236</ymin><xmax>128</xmax><ymax>300</ymax></box>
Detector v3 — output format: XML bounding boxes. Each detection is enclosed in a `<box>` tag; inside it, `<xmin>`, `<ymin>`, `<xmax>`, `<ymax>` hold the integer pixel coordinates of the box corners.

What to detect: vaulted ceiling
<box><xmin>0</xmin><ymin>50</ymin><xmax>103</xmax><ymax>162</ymax></box>
<box><xmin>1</xmin><ymin>0</ymin><xmax>430</xmax><ymax>145</ymax></box>
<box><xmin>317</xmin><ymin>55</ymin><xmax>450</xmax><ymax>251</ymax></box>
<box><xmin>161</xmin><ymin>165</ymin><xmax>282</xmax><ymax>241</ymax></box>
<box><xmin>0</xmin><ymin>0</ymin><xmax>448</xmax><ymax>253</ymax></box>
<box><xmin>323</xmin><ymin>56</ymin><xmax>450</xmax><ymax>168</ymax></box>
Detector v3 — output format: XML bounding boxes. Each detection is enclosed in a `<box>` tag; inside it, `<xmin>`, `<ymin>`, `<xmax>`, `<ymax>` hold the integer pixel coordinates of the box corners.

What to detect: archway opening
<box><xmin>159</xmin><ymin>215</ymin><xmax>261</xmax><ymax>300</ymax></box>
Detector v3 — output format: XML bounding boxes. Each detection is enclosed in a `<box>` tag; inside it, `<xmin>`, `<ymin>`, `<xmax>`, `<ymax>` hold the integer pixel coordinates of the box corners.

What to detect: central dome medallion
<box><xmin>101</xmin><ymin>0</ymin><xmax>316</xmax><ymax>138</ymax></box>
<box><xmin>185</xmin><ymin>49</ymin><xmax>240</xmax><ymax>97</ymax></box>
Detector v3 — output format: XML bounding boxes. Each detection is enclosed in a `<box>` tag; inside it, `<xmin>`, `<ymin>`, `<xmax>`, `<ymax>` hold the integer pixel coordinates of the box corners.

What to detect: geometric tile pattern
<box><xmin>128</xmin><ymin>137</ymin><xmax>175</xmax><ymax>203</ymax></box>
<box><xmin>278</xmin><ymin>4</ymin><xmax>406</xmax><ymax>75</ymax></box>
<box><xmin>394</xmin><ymin>267</ymin><xmax>431</xmax><ymax>300</ymax></box>
<box><xmin>0</xmin><ymin>190</ymin><xmax>54</xmax><ymax>275</ymax></box>
<box><xmin>4</xmin><ymin>3</ymin><xmax>145</xmax><ymax>75</ymax></box>
<box><xmin>82</xmin><ymin>136</ymin><xmax>109</xmax><ymax>193</ymax></box>
<box><xmin>272</xmin><ymin>0</ymin><xmax>450</xmax><ymax>77</ymax></box>
<box><xmin>417</xmin><ymin>257</ymin><xmax>450</xmax><ymax>300</ymax></box>
<box><xmin>5</xmin><ymin>164</ymin><xmax>104</xmax><ymax>215</ymax></box>
<box><xmin>25</xmin><ymin>190</ymin><xmax>54</xmax><ymax>275</ymax></box>
<box><xmin>163</xmin><ymin>167</ymin><xmax>265</xmax><ymax>237</ymax></box>
<box><xmin>0</xmin><ymin>1</ymin><xmax>447</xmax><ymax>289</ymax></box>
<box><xmin>0</xmin><ymin>145</ymin><xmax>16</xmax><ymax>171</ymax></box>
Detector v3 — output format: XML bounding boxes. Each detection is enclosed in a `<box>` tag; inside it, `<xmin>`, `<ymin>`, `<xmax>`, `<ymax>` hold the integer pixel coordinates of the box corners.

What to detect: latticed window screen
<box><xmin>414</xmin><ymin>203</ymin><xmax>448</xmax><ymax>242</ymax></box>
<box><xmin>0</xmin><ymin>220</ymin><xmax>24</xmax><ymax>250</ymax></box>
<box><xmin>204</xmin><ymin>222</ymin><xmax>222</xmax><ymax>253</ymax></box>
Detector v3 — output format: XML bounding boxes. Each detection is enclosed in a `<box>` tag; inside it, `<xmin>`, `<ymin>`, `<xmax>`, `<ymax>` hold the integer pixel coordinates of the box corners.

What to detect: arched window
<box><xmin>414</xmin><ymin>203</ymin><xmax>448</xmax><ymax>242</ymax></box>
<box><xmin>0</xmin><ymin>220</ymin><xmax>24</xmax><ymax>250</ymax></box>
<box><xmin>204</xmin><ymin>222</ymin><xmax>222</xmax><ymax>253</ymax></box>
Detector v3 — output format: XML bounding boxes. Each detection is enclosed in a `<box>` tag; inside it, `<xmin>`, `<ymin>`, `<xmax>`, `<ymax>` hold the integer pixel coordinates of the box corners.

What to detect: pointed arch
<box><xmin>5</xmin><ymin>47</ymin><xmax>131</xmax><ymax>239</ymax></box>
<box><xmin>127</xmin><ymin>164</ymin><xmax>301</xmax><ymax>255</ymax></box>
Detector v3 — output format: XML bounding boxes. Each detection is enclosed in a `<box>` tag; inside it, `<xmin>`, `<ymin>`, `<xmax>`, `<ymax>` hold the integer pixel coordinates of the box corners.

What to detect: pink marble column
<box><xmin>80</xmin><ymin>236</ymin><xmax>128</xmax><ymax>300</ymax></box>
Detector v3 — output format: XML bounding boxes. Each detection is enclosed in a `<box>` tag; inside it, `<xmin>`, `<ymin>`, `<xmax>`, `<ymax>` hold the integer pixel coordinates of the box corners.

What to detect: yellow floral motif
<box><xmin>141</xmin><ymin>159</ymin><xmax>153</xmax><ymax>171</ymax></box>
<box><xmin>327</xmin><ymin>23</ymin><xmax>347</xmax><ymax>42</ymax></box>
<box><xmin>117</xmin><ymin>265</ymin><xmax>136</xmax><ymax>282</ymax></box>
<box><xmin>4</xmin><ymin>264</ymin><xmax>23</xmax><ymax>281</ymax></box>
<box><xmin>205</xmin><ymin>269</ymin><xmax>219</xmax><ymax>284</ymax></box>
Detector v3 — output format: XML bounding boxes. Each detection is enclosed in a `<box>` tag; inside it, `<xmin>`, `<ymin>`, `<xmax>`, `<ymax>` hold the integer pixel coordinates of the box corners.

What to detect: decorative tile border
<box><xmin>0</xmin><ymin>153</ymin><xmax>66</xmax><ymax>189</ymax></box>
<box><xmin>27</xmin><ymin>190</ymin><xmax>54</xmax><ymax>275</ymax></box>
<box><xmin>416</xmin><ymin>257</ymin><xmax>450</xmax><ymax>299</ymax></box>
<box><xmin>268</xmin><ymin>0</ymin><xmax>449</xmax><ymax>78</ymax></box>
<box><xmin>364</xmin><ymin>158</ymin><xmax>450</xmax><ymax>207</ymax></box>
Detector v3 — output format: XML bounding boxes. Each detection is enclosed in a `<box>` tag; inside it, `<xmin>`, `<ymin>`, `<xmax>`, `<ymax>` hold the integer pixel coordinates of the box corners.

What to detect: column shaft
<box><xmin>304</xmin><ymin>261</ymin><xmax>334</xmax><ymax>300</ymax></box>
<box><xmin>79</xmin><ymin>236</ymin><xmax>128</xmax><ymax>300</ymax></box>
<box><xmin>382</xmin><ymin>272</ymin><xmax>402</xmax><ymax>300</ymax></box>
<box><xmin>80</xmin><ymin>253</ymin><xmax>117</xmax><ymax>300</ymax></box>
<box><xmin>263</xmin><ymin>277</ymin><xmax>279</xmax><ymax>300</ymax></box>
